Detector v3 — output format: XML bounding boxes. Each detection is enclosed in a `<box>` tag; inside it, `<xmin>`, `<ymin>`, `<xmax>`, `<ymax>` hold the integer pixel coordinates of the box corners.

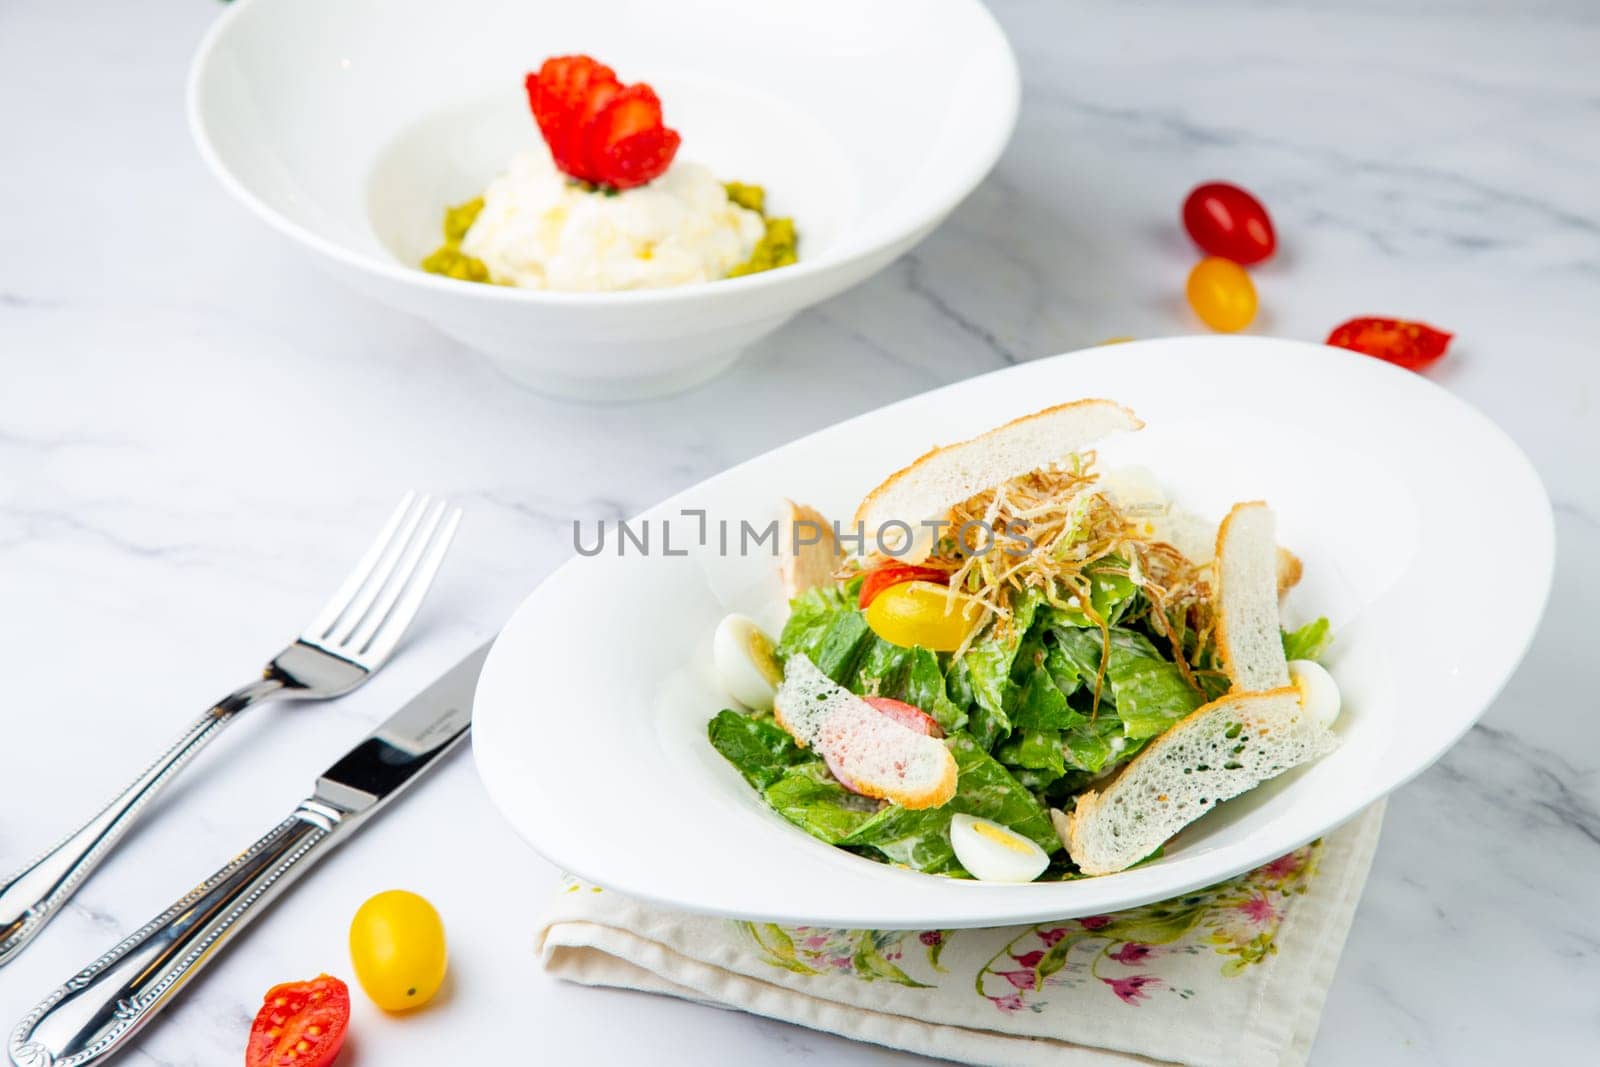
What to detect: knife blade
<box><xmin>9</xmin><ymin>642</ymin><xmax>490</xmax><ymax>1067</ymax></box>
<box><xmin>311</xmin><ymin>645</ymin><xmax>482</xmax><ymax>816</ymax></box>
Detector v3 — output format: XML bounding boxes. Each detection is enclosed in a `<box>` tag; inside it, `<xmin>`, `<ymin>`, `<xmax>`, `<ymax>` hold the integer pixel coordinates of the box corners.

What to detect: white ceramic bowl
<box><xmin>472</xmin><ymin>338</ymin><xmax>1553</xmax><ymax>928</ymax></box>
<box><xmin>188</xmin><ymin>0</ymin><xmax>1019</xmax><ymax>401</ymax></box>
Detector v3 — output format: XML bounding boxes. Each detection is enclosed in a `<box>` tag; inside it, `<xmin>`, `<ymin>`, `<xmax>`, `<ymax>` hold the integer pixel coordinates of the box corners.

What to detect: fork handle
<box><xmin>0</xmin><ymin>677</ymin><xmax>284</xmax><ymax>967</ymax></box>
<box><xmin>8</xmin><ymin>800</ymin><xmax>350</xmax><ymax>1067</ymax></box>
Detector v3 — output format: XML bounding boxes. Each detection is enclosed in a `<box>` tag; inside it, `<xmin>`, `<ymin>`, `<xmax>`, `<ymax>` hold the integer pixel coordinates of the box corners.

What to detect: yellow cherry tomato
<box><xmin>348</xmin><ymin>890</ymin><xmax>448</xmax><ymax>1012</ymax></box>
<box><xmin>1185</xmin><ymin>256</ymin><xmax>1257</xmax><ymax>332</ymax></box>
<box><xmin>864</xmin><ymin>581</ymin><xmax>979</xmax><ymax>652</ymax></box>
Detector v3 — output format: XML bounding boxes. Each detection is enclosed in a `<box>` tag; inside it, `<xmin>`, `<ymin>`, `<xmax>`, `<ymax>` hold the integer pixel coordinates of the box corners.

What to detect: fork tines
<box><xmin>304</xmin><ymin>493</ymin><xmax>463</xmax><ymax>667</ymax></box>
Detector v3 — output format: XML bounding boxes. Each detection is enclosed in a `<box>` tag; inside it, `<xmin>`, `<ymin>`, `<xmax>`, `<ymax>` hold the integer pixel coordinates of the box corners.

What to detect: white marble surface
<box><xmin>1</xmin><ymin>0</ymin><xmax>1596</xmax><ymax>1063</ymax></box>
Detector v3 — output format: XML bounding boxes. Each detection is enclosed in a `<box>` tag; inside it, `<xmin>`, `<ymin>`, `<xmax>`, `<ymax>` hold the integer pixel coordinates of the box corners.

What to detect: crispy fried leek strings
<box><xmin>930</xmin><ymin>453</ymin><xmax>1218</xmax><ymax>708</ymax></box>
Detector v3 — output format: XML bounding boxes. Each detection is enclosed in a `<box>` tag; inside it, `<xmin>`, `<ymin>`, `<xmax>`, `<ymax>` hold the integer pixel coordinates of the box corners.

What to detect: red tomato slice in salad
<box><xmin>861</xmin><ymin>696</ymin><xmax>943</xmax><ymax>737</ymax></box>
<box><xmin>825</xmin><ymin>695</ymin><xmax>943</xmax><ymax>795</ymax></box>
<box><xmin>1325</xmin><ymin>317</ymin><xmax>1453</xmax><ymax>372</ymax></box>
<box><xmin>245</xmin><ymin>974</ymin><xmax>349</xmax><ymax>1067</ymax></box>
<box><xmin>858</xmin><ymin>564</ymin><xmax>949</xmax><ymax>609</ymax></box>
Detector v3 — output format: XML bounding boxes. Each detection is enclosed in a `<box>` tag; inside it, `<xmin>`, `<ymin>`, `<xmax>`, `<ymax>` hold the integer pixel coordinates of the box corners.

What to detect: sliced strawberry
<box><xmin>825</xmin><ymin>696</ymin><xmax>943</xmax><ymax>795</ymax></box>
<box><xmin>600</xmin><ymin>125</ymin><xmax>682</xmax><ymax>190</ymax></box>
<box><xmin>530</xmin><ymin>55</ymin><xmax>617</xmax><ymax>123</ymax></box>
<box><xmin>527</xmin><ymin>55</ymin><xmax>619</xmax><ymax>182</ymax></box>
<box><xmin>581</xmin><ymin>83</ymin><xmax>681</xmax><ymax>189</ymax></box>
<box><xmin>568</xmin><ymin>78</ymin><xmax>622</xmax><ymax>181</ymax></box>
<box><xmin>524</xmin><ymin>55</ymin><xmax>680</xmax><ymax>188</ymax></box>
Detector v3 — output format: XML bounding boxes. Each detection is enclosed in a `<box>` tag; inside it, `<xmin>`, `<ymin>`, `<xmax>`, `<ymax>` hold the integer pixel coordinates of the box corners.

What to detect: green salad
<box><xmin>711</xmin><ymin>574</ymin><xmax>1330</xmax><ymax>881</ymax></box>
<box><xmin>705</xmin><ymin>413</ymin><xmax>1340</xmax><ymax>883</ymax></box>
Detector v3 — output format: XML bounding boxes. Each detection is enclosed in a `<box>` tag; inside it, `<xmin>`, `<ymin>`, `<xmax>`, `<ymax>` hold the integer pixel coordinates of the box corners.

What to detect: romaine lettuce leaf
<box><xmin>1062</xmin><ymin>715</ymin><xmax>1146</xmax><ymax>775</ymax></box>
<box><xmin>775</xmin><ymin>584</ymin><xmax>874</xmax><ymax>683</ymax></box>
<box><xmin>1051</xmin><ymin>627</ymin><xmax>1204</xmax><ymax>739</ymax></box>
<box><xmin>960</xmin><ymin>587</ymin><xmax>1045</xmax><ymax>748</ymax></box>
<box><xmin>1103</xmin><ymin>640</ymin><xmax>1205</xmax><ymax>739</ymax></box>
<box><xmin>1043</xmin><ymin>643</ymin><xmax>1084</xmax><ymax>698</ymax></box>
<box><xmin>1048</xmin><ymin>557</ymin><xmax>1139</xmax><ymax>628</ymax></box>
<box><xmin>1008</xmin><ymin>664</ymin><xmax>1077</xmax><ymax>732</ymax></box>
<box><xmin>762</xmin><ymin>764</ymin><xmax>882</xmax><ymax>843</ymax></box>
<box><xmin>945</xmin><ymin>655</ymin><xmax>976</xmax><ymax>712</ymax></box>
<box><xmin>707</xmin><ymin>709</ymin><xmax>813</xmax><ymax>790</ymax></box>
<box><xmin>811</xmin><ymin>612</ymin><xmax>873</xmax><ymax>683</ymax></box>
<box><xmin>840</xmin><ymin>735</ymin><xmax>1058</xmax><ymax>874</ymax></box>
<box><xmin>854</xmin><ymin>638</ymin><xmax>967</xmax><ymax>733</ymax></box>
<box><xmin>994</xmin><ymin>727</ymin><xmax>1067</xmax><ymax>780</ymax></box>
<box><xmin>1282</xmin><ymin>617</ymin><xmax>1332</xmax><ymax>661</ymax></box>
<box><xmin>1050</xmin><ymin>625</ymin><xmax>1107</xmax><ymax>684</ymax></box>
<box><xmin>776</xmin><ymin>584</ymin><xmax>855</xmax><ymax>663</ymax></box>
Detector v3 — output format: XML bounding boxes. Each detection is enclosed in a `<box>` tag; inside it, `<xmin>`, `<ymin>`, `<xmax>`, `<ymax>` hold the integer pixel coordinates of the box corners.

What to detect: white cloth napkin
<box><xmin>537</xmin><ymin>803</ymin><xmax>1383</xmax><ymax>1067</ymax></box>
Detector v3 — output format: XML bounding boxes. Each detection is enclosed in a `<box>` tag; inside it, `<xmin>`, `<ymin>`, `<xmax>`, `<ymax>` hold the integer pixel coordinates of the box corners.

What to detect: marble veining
<box><xmin>1</xmin><ymin>0</ymin><xmax>1595</xmax><ymax>1063</ymax></box>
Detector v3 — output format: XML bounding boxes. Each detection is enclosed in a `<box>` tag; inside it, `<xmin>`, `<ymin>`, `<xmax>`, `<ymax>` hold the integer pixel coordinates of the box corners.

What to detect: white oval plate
<box><xmin>473</xmin><ymin>337</ymin><xmax>1552</xmax><ymax>928</ymax></box>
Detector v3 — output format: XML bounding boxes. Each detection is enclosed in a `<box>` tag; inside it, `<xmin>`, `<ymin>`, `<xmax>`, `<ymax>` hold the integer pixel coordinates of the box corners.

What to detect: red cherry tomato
<box><xmin>1182</xmin><ymin>182</ymin><xmax>1276</xmax><ymax>265</ymax></box>
<box><xmin>1326</xmin><ymin>317</ymin><xmax>1453</xmax><ymax>372</ymax></box>
<box><xmin>861</xmin><ymin>696</ymin><xmax>943</xmax><ymax>737</ymax></box>
<box><xmin>246</xmin><ymin>974</ymin><xmax>349</xmax><ymax>1067</ymax></box>
<box><xmin>858</xmin><ymin>564</ymin><xmax>948</xmax><ymax>609</ymax></box>
<box><xmin>824</xmin><ymin>696</ymin><xmax>942</xmax><ymax>795</ymax></box>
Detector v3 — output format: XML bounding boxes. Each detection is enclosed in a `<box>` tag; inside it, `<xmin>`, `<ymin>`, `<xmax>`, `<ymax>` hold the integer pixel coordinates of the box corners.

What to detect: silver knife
<box><xmin>8</xmin><ymin>643</ymin><xmax>488</xmax><ymax>1067</ymax></box>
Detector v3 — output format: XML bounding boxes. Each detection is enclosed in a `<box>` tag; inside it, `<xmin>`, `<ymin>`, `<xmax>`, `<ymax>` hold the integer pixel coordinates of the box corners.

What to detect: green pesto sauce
<box><xmin>723</xmin><ymin>181</ymin><xmax>766</xmax><ymax>213</ymax></box>
<box><xmin>723</xmin><ymin>182</ymin><xmax>798</xmax><ymax>278</ymax></box>
<box><xmin>418</xmin><ymin>184</ymin><xmax>798</xmax><ymax>285</ymax></box>
<box><xmin>420</xmin><ymin>197</ymin><xmax>491</xmax><ymax>282</ymax></box>
<box><xmin>728</xmin><ymin>216</ymin><xmax>798</xmax><ymax>277</ymax></box>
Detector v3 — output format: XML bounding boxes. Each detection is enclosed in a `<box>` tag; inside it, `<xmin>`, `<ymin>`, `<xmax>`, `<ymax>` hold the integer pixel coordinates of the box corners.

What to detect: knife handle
<box><xmin>8</xmin><ymin>800</ymin><xmax>350</xmax><ymax>1067</ymax></box>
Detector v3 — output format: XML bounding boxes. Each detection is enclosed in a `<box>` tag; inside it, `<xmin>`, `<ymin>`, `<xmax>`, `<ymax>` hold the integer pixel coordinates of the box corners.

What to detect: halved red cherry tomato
<box><xmin>825</xmin><ymin>696</ymin><xmax>942</xmax><ymax>794</ymax></box>
<box><xmin>246</xmin><ymin>974</ymin><xmax>349</xmax><ymax>1067</ymax></box>
<box><xmin>1325</xmin><ymin>317</ymin><xmax>1453</xmax><ymax>372</ymax></box>
<box><xmin>1182</xmin><ymin>182</ymin><xmax>1276</xmax><ymax>265</ymax></box>
<box><xmin>861</xmin><ymin>696</ymin><xmax>943</xmax><ymax>737</ymax></box>
<box><xmin>858</xmin><ymin>564</ymin><xmax>948</xmax><ymax>609</ymax></box>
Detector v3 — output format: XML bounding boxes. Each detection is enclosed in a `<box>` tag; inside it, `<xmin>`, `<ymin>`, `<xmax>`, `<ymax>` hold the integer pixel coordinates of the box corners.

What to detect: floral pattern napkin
<box><xmin>536</xmin><ymin>804</ymin><xmax>1382</xmax><ymax>1067</ymax></box>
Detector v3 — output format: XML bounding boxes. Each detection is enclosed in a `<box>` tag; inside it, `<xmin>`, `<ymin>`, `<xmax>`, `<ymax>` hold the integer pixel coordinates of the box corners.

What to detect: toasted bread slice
<box><xmin>1214</xmin><ymin>502</ymin><xmax>1292</xmax><ymax>692</ymax></box>
<box><xmin>774</xmin><ymin>655</ymin><xmax>957</xmax><ymax>810</ymax></box>
<box><xmin>853</xmin><ymin>399</ymin><xmax>1144</xmax><ymax>562</ymax></box>
<box><xmin>1148</xmin><ymin>506</ymin><xmax>1301</xmax><ymax>596</ymax></box>
<box><xmin>1063</xmin><ymin>687</ymin><xmax>1337</xmax><ymax>874</ymax></box>
<box><xmin>778</xmin><ymin>499</ymin><xmax>842</xmax><ymax>599</ymax></box>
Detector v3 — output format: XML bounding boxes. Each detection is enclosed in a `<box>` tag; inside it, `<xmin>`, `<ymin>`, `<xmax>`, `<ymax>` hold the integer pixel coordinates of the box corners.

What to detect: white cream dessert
<box><xmin>458</xmin><ymin>149</ymin><xmax>767</xmax><ymax>292</ymax></box>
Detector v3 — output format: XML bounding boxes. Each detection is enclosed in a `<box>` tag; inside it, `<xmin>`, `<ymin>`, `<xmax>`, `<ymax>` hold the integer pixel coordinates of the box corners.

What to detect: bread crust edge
<box><xmin>1065</xmin><ymin>684</ymin><xmax>1302</xmax><ymax>875</ymax></box>
<box><xmin>1213</xmin><ymin>500</ymin><xmax>1270</xmax><ymax>691</ymax></box>
<box><xmin>851</xmin><ymin>398</ymin><xmax>1146</xmax><ymax>533</ymax></box>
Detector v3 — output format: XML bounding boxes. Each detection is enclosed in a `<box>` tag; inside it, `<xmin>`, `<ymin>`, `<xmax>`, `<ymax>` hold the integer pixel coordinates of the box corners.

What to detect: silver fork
<box><xmin>0</xmin><ymin>493</ymin><xmax>462</xmax><ymax>967</ymax></box>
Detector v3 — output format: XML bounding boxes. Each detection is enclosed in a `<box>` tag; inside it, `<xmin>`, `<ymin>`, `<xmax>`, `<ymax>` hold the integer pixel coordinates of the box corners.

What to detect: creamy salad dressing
<box><xmin>459</xmin><ymin>149</ymin><xmax>767</xmax><ymax>292</ymax></box>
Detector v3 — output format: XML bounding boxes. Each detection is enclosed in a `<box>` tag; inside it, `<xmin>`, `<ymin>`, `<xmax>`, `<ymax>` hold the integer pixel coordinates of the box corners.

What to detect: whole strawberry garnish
<box><xmin>525</xmin><ymin>54</ymin><xmax>679</xmax><ymax>189</ymax></box>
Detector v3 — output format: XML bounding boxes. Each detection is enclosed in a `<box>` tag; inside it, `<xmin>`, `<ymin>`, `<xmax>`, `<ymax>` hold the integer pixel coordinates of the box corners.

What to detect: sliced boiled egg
<box><xmin>712</xmin><ymin>614</ymin><xmax>782</xmax><ymax>710</ymax></box>
<box><xmin>1288</xmin><ymin>659</ymin><xmax>1341</xmax><ymax>726</ymax></box>
<box><xmin>949</xmin><ymin>813</ymin><xmax>1050</xmax><ymax>883</ymax></box>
